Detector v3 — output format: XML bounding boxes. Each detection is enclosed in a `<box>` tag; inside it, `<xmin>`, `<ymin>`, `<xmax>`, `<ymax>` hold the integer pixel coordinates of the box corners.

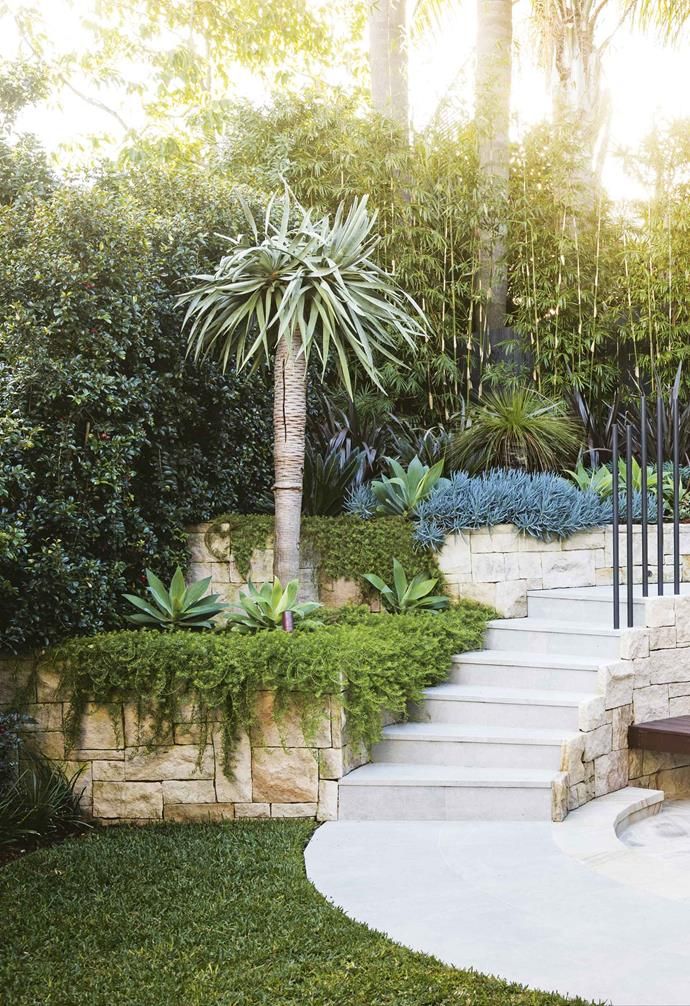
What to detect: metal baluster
<box><xmin>657</xmin><ymin>395</ymin><xmax>664</xmax><ymax>594</ymax></box>
<box><xmin>612</xmin><ymin>424</ymin><xmax>620</xmax><ymax>630</ymax></box>
<box><xmin>640</xmin><ymin>396</ymin><xmax>649</xmax><ymax>597</ymax></box>
<box><xmin>626</xmin><ymin>424</ymin><xmax>634</xmax><ymax>628</ymax></box>
<box><xmin>673</xmin><ymin>392</ymin><xmax>681</xmax><ymax>594</ymax></box>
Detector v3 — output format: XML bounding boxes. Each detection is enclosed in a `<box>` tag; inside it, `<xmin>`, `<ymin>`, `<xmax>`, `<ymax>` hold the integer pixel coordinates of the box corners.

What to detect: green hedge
<box><xmin>0</xmin><ymin>158</ymin><xmax>275</xmax><ymax>653</ymax></box>
<box><xmin>53</xmin><ymin>604</ymin><xmax>492</xmax><ymax>764</ymax></box>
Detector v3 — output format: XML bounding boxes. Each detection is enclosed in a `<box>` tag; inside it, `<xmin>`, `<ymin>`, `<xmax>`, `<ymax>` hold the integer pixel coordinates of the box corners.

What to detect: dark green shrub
<box><xmin>0</xmin><ymin>158</ymin><xmax>275</xmax><ymax>651</ymax></box>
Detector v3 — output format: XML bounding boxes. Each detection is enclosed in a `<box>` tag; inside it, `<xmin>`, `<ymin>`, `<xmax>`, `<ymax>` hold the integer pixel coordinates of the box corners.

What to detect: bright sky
<box><xmin>5</xmin><ymin>0</ymin><xmax>690</xmax><ymax>201</ymax></box>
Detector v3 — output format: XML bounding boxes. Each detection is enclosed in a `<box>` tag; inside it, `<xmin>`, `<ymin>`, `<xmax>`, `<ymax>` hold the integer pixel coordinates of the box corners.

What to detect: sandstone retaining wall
<box><xmin>188</xmin><ymin>521</ymin><xmax>690</xmax><ymax>617</ymax></box>
<box><xmin>560</xmin><ymin>595</ymin><xmax>690</xmax><ymax>818</ymax></box>
<box><xmin>0</xmin><ymin>665</ymin><xmax>366</xmax><ymax>824</ymax></box>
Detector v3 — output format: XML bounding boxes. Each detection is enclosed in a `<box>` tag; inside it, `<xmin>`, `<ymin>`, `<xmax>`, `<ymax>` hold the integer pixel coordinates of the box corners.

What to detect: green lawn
<box><xmin>0</xmin><ymin>821</ymin><xmax>598</xmax><ymax>1006</ymax></box>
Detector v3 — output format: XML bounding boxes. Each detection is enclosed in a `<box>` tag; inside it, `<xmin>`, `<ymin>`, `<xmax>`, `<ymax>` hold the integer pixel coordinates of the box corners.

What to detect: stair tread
<box><xmin>381</xmin><ymin>722</ymin><xmax>577</xmax><ymax>744</ymax></box>
<box><xmin>527</xmin><ymin>585</ymin><xmax>688</xmax><ymax>601</ymax></box>
<box><xmin>453</xmin><ymin>650</ymin><xmax>602</xmax><ymax>670</ymax></box>
<box><xmin>487</xmin><ymin>617</ymin><xmax>620</xmax><ymax>636</ymax></box>
<box><xmin>421</xmin><ymin>683</ymin><xmax>589</xmax><ymax>706</ymax></box>
<box><xmin>340</xmin><ymin>762</ymin><xmax>559</xmax><ymax>788</ymax></box>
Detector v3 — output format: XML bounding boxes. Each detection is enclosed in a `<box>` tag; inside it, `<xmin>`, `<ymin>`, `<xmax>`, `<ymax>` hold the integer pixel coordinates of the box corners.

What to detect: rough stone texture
<box><xmin>601</xmin><ymin>663</ymin><xmax>634</xmax><ymax>710</ymax></box>
<box><xmin>251</xmin><ymin>692</ymin><xmax>331</xmax><ymax>748</ymax></box>
<box><xmin>125</xmin><ymin>744</ymin><xmax>214</xmax><ymax>782</ymax></box>
<box><xmin>5</xmin><ymin>678</ymin><xmax>356</xmax><ymax>824</ymax></box>
<box><xmin>317</xmin><ymin>780</ymin><xmax>339</xmax><ymax>822</ymax></box>
<box><xmin>270</xmin><ymin>802</ymin><xmax>318</xmax><ymax>818</ymax></box>
<box><xmin>252</xmin><ymin>747</ymin><xmax>319</xmax><ymax>803</ymax></box>
<box><xmin>75</xmin><ymin>703</ymin><xmax>122</xmax><ymax>750</ymax></box>
<box><xmin>165</xmin><ymin>803</ymin><xmax>236</xmax><ymax>823</ymax></box>
<box><xmin>633</xmin><ymin>685</ymin><xmax>670</xmax><ymax>723</ymax></box>
<box><xmin>92</xmin><ymin>781</ymin><xmax>163</xmax><ymax>820</ymax></box>
<box><xmin>594</xmin><ymin>750</ymin><xmax>628</xmax><ymax>797</ymax></box>
<box><xmin>214</xmin><ymin>729</ymin><xmax>253</xmax><ymax>803</ymax></box>
<box><xmin>611</xmin><ymin>704</ymin><xmax>633</xmax><ymax>750</ymax></box>
<box><xmin>187</xmin><ymin>522</ymin><xmax>690</xmax><ymax>619</ymax></box>
<box><xmin>235</xmin><ymin>802</ymin><xmax>270</xmax><ymax>819</ymax></box>
<box><xmin>162</xmin><ymin>780</ymin><xmax>216</xmax><ymax>804</ymax></box>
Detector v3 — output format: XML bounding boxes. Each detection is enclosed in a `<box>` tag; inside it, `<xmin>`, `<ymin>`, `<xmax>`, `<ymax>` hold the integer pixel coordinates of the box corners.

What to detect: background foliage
<box><xmin>0</xmin><ymin>153</ymin><xmax>275</xmax><ymax>651</ymax></box>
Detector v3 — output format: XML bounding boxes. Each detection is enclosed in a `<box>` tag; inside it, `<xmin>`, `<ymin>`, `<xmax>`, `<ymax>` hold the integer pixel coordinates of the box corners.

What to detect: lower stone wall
<box><xmin>561</xmin><ymin>596</ymin><xmax>690</xmax><ymax>818</ymax></box>
<box><xmin>1</xmin><ymin>665</ymin><xmax>366</xmax><ymax>824</ymax></box>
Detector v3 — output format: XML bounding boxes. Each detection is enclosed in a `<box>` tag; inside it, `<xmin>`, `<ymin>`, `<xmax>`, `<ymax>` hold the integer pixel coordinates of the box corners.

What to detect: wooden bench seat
<box><xmin>629</xmin><ymin>715</ymin><xmax>690</xmax><ymax>754</ymax></box>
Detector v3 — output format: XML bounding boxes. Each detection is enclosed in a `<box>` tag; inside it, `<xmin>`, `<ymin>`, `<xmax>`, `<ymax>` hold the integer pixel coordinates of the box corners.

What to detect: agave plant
<box><xmin>372</xmin><ymin>455</ymin><xmax>449</xmax><ymax>516</ymax></box>
<box><xmin>567</xmin><ymin>460</ymin><xmax>614</xmax><ymax>497</ymax></box>
<box><xmin>179</xmin><ymin>189</ymin><xmax>426</xmax><ymax>587</ymax></box>
<box><xmin>226</xmin><ymin>579</ymin><xmax>323</xmax><ymax>633</ymax></box>
<box><xmin>123</xmin><ymin>568</ymin><xmax>227</xmax><ymax>630</ymax></box>
<box><xmin>363</xmin><ymin>559</ymin><xmax>449</xmax><ymax>613</ymax></box>
<box><xmin>450</xmin><ymin>388</ymin><xmax>581</xmax><ymax>473</ymax></box>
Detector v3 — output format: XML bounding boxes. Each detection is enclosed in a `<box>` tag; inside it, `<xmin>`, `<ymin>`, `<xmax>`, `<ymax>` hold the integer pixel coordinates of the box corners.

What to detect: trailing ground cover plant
<box><xmin>363</xmin><ymin>560</ymin><xmax>449</xmax><ymax>613</ymax></box>
<box><xmin>202</xmin><ymin>513</ymin><xmax>440</xmax><ymax>590</ymax></box>
<box><xmin>179</xmin><ymin>189</ymin><xmax>426</xmax><ymax>587</ymax></box>
<box><xmin>123</xmin><ymin>568</ymin><xmax>227</xmax><ymax>630</ymax></box>
<box><xmin>226</xmin><ymin>579</ymin><xmax>322</xmax><ymax>633</ymax></box>
<box><xmin>53</xmin><ymin>603</ymin><xmax>490</xmax><ymax>764</ymax></box>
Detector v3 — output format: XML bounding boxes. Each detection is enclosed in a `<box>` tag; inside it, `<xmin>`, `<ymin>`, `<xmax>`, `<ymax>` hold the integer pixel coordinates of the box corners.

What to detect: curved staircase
<box><xmin>339</xmin><ymin>587</ymin><xmax>629</xmax><ymax>821</ymax></box>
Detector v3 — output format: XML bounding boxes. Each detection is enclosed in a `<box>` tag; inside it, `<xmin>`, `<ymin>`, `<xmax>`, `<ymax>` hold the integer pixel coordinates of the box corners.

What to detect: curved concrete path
<box><xmin>305</xmin><ymin>789</ymin><xmax>690</xmax><ymax>1006</ymax></box>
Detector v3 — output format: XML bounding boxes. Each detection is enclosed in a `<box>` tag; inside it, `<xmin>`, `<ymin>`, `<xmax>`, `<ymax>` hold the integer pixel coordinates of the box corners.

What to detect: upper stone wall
<box><xmin>187</xmin><ymin>522</ymin><xmax>690</xmax><ymax>617</ymax></box>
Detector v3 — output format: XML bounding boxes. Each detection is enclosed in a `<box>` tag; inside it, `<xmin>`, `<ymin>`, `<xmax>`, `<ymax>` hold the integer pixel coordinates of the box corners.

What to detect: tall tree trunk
<box><xmin>547</xmin><ymin>4</ymin><xmax>610</xmax><ymax>191</ymax></box>
<box><xmin>368</xmin><ymin>0</ymin><xmax>409</xmax><ymax>132</ymax></box>
<box><xmin>475</xmin><ymin>0</ymin><xmax>512</xmax><ymax>366</ymax></box>
<box><xmin>273</xmin><ymin>333</ymin><xmax>307</xmax><ymax>587</ymax></box>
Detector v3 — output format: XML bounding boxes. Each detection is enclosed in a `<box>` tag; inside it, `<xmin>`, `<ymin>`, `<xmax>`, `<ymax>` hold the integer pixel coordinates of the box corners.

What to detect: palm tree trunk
<box><xmin>368</xmin><ymin>0</ymin><xmax>409</xmax><ymax>133</ymax></box>
<box><xmin>273</xmin><ymin>333</ymin><xmax>307</xmax><ymax>587</ymax></box>
<box><xmin>475</xmin><ymin>0</ymin><xmax>512</xmax><ymax>364</ymax></box>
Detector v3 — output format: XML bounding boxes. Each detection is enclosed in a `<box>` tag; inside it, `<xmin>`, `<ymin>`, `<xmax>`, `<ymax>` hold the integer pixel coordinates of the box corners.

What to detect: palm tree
<box><xmin>179</xmin><ymin>192</ymin><xmax>426</xmax><ymax>586</ymax></box>
<box><xmin>532</xmin><ymin>0</ymin><xmax>690</xmax><ymax>184</ymax></box>
<box><xmin>369</xmin><ymin>0</ymin><xmax>410</xmax><ymax>131</ymax></box>
<box><xmin>475</xmin><ymin>0</ymin><xmax>513</xmax><ymax>360</ymax></box>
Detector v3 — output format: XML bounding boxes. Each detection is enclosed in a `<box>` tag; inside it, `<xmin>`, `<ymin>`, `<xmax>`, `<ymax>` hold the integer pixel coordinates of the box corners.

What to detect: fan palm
<box><xmin>179</xmin><ymin>190</ymin><xmax>426</xmax><ymax>586</ymax></box>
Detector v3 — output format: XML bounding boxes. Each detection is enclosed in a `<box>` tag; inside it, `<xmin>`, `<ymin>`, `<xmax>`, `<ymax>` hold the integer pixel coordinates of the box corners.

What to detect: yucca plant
<box><xmin>363</xmin><ymin>559</ymin><xmax>449</xmax><ymax>613</ymax></box>
<box><xmin>179</xmin><ymin>189</ymin><xmax>426</xmax><ymax>586</ymax></box>
<box><xmin>123</xmin><ymin>568</ymin><xmax>227</xmax><ymax>630</ymax></box>
<box><xmin>226</xmin><ymin>579</ymin><xmax>322</xmax><ymax>633</ymax></box>
<box><xmin>450</xmin><ymin>388</ymin><xmax>581</xmax><ymax>473</ymax></box>
<box><xmin>372</xmin><ymin>455</ymin><xmax>449</xmax><ymax>516</ymax></box>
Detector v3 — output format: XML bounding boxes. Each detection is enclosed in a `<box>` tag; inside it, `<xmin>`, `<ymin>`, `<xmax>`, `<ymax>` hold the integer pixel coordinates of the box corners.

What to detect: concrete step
<box><xmin>373</xmin><ymin>722</ymin><xmax>573</xmax><ymax>769</ymax></box>
<box><xmin>485</xmin><ymin>618</ymin><xmax>621</xmax><ymax>659</ymax></box>
<box><xmin>413</xmin><ymin>683</ymin><xmax>584</xmax><ymax>730</ymax></box>
<box><xmin>338</xmin><ymin>763</ymin><xmax>557</xmax><ymax>820</ymax></box>
<box><xmin>527</xmin><ymin>587</ymin><xmax>646</xmax><ymax>626</ymax></box>
<box><xmin>451</xmin><ymin>650</ymin><xmax>601</xmax><ymax>692</ymax></box>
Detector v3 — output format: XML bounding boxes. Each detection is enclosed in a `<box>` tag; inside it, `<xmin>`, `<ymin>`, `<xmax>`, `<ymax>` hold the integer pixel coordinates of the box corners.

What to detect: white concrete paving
<box><xmin>306</xmin><ymin>793</ymin><xmax>690</xmax><ymax>1006</ymax></box>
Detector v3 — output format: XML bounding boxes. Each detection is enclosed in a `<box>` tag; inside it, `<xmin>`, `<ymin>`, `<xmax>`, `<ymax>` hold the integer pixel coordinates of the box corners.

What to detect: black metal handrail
<box><xmin>612</xmin><ymin>392</ymin><xmax>682</xmax><ymax>628</ymax></box>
